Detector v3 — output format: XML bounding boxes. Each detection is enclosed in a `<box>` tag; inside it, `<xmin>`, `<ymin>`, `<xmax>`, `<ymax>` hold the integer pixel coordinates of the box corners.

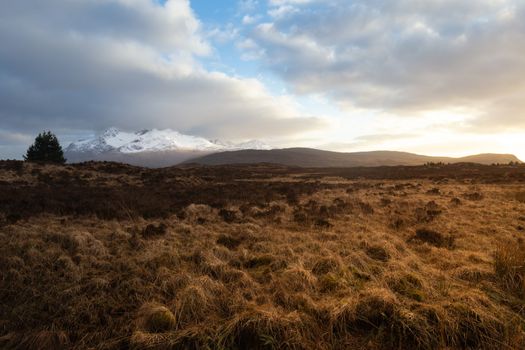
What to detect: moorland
<box><xmin>1</xmin><ymin>160</ymin><xmax>525</xmax><ymax>349</ymax></box>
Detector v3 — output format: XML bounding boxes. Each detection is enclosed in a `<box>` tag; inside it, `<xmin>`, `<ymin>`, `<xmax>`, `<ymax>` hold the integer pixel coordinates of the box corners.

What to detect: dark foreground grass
<box><xmin>1</xmin><ymin>161</ymin><xmax>525</xmax><ymax>349</ymax></box>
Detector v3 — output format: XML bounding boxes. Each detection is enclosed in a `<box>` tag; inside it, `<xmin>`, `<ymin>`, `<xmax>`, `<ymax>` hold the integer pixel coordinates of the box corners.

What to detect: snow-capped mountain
<box><xmin>65</xmin><ymin>127</ymin><xmax>272</xmax><ymax>167</ymax></box>
<box><xmin>67</xmin><ymin>127</ymin><xmax>272</xmax><ymax>154</ymax></box>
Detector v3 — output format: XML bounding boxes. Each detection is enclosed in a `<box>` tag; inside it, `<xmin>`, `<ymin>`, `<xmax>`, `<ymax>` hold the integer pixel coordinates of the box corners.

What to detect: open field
<box><xmin>1</xmin><ymin>161</ymin><xmax>525</xmax><ymax>349</ymax></box>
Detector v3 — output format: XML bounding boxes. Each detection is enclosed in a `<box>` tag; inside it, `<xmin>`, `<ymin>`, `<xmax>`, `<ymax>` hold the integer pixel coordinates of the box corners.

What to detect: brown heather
<box><xmin>1</xmin><ymin>160</ymin><xmax>525</xmax><ymax>349</ymax></box>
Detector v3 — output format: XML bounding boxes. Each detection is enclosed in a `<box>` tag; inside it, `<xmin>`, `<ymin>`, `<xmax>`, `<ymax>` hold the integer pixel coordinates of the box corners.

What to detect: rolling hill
<box><xmin>185</xmin><ymin>148</ymin><xmax>521</xmax><ymax>167</ymax></box>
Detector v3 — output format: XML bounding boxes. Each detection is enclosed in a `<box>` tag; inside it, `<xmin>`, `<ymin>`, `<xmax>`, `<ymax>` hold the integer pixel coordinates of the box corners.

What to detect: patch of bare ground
<box><xmin>1</xmin><ymin>161</ymin><xmax>525</xmax><ymax>349</ymax></box>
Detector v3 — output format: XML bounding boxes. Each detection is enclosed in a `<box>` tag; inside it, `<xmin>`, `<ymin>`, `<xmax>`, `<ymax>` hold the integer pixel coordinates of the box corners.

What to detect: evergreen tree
<box><xmin>24</xmin><ymin>131</ymin><xmax>66</xmax><ymax>164</ymax></box>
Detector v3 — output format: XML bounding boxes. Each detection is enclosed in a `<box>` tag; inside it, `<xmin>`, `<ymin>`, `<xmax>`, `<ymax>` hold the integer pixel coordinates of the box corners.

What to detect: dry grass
<box><xmin>1</xmin><ymin>161</ymin><xmax>525</xmax><ymax>349</ymax></box>
<box><xmin>494</xmin><ymin>241</ymin><xmax>525</xmax><ymax>298</ymax></box>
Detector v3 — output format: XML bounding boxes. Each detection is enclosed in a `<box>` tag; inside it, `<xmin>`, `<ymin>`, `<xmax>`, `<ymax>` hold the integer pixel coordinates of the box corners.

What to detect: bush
<box><xmin>24</xmin><ymin>131</ymin><xmax>66</xmax><ymax>164</ymax></box>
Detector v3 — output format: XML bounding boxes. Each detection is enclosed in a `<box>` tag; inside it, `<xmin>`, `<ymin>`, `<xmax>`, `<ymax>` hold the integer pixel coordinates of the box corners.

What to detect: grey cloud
<box><xmin>0</xmin><ymin>131</ymin><xmax>32</xmax><ymax>146</ymax></box>
<box><xmin>468</xmin><ymin>94</ymin><xmax>525</xmax><ymax>132</ymax></box>
<box><xmin>2</xmin><ymin>1</ymin><xmax>209</xmax><ymax>54</ymax></box>
<box><xmin>0</xmin><ymin>0</ymin><xmax>322</xmax><ymax>155</ymax></box>
<box><xmin>0</xmin><ymin>130</ymin><xmax>33</xmax><ymax>159</ymax></box>
<box><xmin>247</xmin><ymin>0</ymin><xmax>525</xmax><ymax>125</ymax></box>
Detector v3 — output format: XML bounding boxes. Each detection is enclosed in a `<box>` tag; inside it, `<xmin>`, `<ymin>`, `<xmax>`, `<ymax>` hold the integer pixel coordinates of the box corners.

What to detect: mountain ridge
<box><xmin>65</xmin><ymin>129</ymin><xmax>521</xmax><ymax>168</ymax></box>
<box><xmin>66</xmin><ymin>127</ymin><xmax>272</xmax><ymax>154</ymax></box>
<box><xmin>65</xmin><ymin>127</ymin><xmax>272</xmax><ymax>167</ymax></box>
<box><xmin>183</xmin><ymin>148</ymin><xmax>521</xmax><ymax>168</ymax></box>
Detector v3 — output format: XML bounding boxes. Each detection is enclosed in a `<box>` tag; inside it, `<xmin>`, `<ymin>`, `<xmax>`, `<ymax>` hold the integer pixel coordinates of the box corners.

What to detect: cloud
<box><xmin>316</xmin><ymin>132</ymin><xmax>419</xmax><ymax>152</ymax></box>
<box><xmin>245</xmin><ymin>0</ymin><xmax>525</xmax><ymax>128</ymax></box>
<box><xmin>207</xmin><ymin>23</ymin><xmax>240</xmax><ymax>44</ymax></box>
<box><xmin>269</xmin><ymin>0</ymin><xmax>313</xmax><ymax>5</ymax></box>
<box><xmin>239</xmin><ymin>0</ymin><xmax>260</xmax><ymax>13</ymax></box>
<box><xmin>468</xmin><ymin>93</ymin><xmax>525</xmax><ymax>132</ymax></box>
<box><xmin>0</xmin><ymin>0</ymin><xmax>322</xmax><ymax>149</ymax></box>
<box><xmin>353</xmin><ymin>133</ymin><xmax>419</xmax><ymax>144</ymax></box>
<box><xmin>242</xmin><ymin>15</ymin><xmax>257</xmax><ymax>25</ymax></box>
<box><xmin>0</xmin><ymin>131</ymin><xmax>32</xmax><ymax>146</ymax></box>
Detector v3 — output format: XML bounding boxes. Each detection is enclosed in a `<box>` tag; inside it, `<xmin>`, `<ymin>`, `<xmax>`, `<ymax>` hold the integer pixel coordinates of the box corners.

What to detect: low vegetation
<box><xmin>1</xmin><ymin>161</ymin><xmax>525</xmax><ymax>349</ymax></box>
<box><xmin>494</xmin><ymin>241</ymin><xmax>525</xmax><ymax>298</ymax></box>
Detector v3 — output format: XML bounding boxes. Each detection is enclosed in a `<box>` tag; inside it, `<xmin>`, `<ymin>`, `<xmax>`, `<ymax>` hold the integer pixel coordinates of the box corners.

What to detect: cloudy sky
<box><xmin>1</xmin><ymin>0</ymin><xmax>524</xmax><ymax>159</ymax></box>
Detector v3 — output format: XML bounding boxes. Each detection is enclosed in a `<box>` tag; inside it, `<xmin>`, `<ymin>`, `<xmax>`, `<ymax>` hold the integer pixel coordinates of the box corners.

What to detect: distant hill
<box><xmin>184</xmin><ymin>148</ymin><xmax>521</xmax><ymax>167</ymax></box>
<box><xmin>65</xmin><ymin>127</ymin><xmax>271</xmax><ymax>167</ymax></box>
<box><xmin>64</xmin><ymin>129</ymin><xmax>521</xmax><ymax>168</ymax></box>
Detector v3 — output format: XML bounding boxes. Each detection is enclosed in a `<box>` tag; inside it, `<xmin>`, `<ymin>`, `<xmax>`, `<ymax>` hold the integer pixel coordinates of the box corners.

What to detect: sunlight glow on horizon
<box><xmin>0</xmin><ymin>0</ymin><xmax>523</xmax><ymax>160</ymax></box>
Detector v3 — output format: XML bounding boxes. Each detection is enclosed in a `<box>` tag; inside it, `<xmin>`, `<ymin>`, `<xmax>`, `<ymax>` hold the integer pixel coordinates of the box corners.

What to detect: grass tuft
<box><xmin>135</xmin><ymin>303</ymin><xmax>177</xmax><ymax>333</ymax></box>
<box><xmin>412</xmin><ymin>228</ymin><xmax>455</xmax><ymax>248</ymax></box>
<box><xmin>494</xmin><ymin>241</ymin><xmax>525</xmax><ymax>298</ymax></box>
<box><xmin>217</xmin><ymin>234</ymin><xmax>243</xmax><ymax>249</ymax></box>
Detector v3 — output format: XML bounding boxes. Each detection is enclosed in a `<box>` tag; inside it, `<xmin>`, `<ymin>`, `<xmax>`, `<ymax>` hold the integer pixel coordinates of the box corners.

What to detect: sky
<box><xmin>0</xmin><ymin>0</ymin><xmax>524</xmax><ymax>160</ymax></box>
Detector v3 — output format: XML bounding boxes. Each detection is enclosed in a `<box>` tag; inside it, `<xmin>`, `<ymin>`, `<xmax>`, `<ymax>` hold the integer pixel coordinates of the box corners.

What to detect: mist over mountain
<box><xmin>64</xmin><ymin>128</ymin><xmax>271</xmax><ymax>167</ymax></box>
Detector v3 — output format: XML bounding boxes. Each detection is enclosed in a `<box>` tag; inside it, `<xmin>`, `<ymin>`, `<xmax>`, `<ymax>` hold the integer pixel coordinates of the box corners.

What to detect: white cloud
<box><xmin>242</xmin><ymin>15</ymin><xmax>257</xmax><ymax>25</ymax></box>
<box><xmin>0</xmin><ymin>0</ymin><xmax>323</xmax><ymax>149</ymax></box>
<box><xmin>268</xmin><ymin>0</ymin><xmax>314</xmax><ymax>5</ymax></box>
<box><xmin>268</xmin><ymin>5</ymin><xmax>299</xmax><ymax>18</ymax></box>
<box><xmin>238</xmin><ymin>0</ymin><xmax>259</xmax><ymax>13</ymax></box>
<box><xmin>246</xmin><ymin>0</ymin><xmax>525</xmax><ymax>130</ymax></box>
<box><xmin>207</xmin><ymin>23</ymin><xmax>240</xmax><ymax>44</ymax></box>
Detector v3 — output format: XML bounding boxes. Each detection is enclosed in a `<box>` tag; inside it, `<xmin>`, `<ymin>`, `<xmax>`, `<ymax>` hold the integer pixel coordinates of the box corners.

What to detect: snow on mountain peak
<box><xmin>102</xmin><ymin>127</ymin><xmax>121</xmax><ymax>138</ymax></box>
<box><xmin>66</xmin><ymin>128</ymin><xmax>272</xmax><ymax>155</ymax></box>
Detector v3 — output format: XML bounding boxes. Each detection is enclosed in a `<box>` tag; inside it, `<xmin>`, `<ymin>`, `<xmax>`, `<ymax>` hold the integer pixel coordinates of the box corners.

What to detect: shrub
<box><xmin>24</xmin><ymin>131</ymin><xmax>66</xmax><ymax>164</ymax></box>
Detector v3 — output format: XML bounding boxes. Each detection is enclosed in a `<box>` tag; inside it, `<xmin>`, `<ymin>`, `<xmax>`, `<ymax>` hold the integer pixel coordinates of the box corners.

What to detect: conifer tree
<box><xmin>24</xmin><ymin>131</ymin><xmax>66</xmax><ymax>164</ymax></box>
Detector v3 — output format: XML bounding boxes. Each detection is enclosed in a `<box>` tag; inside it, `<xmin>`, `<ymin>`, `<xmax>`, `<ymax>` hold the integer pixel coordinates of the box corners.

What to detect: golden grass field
<box><xmin>1</xmin><ymin>161</ymin><xmax>525</xmax><ymax>349</ymax></box>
